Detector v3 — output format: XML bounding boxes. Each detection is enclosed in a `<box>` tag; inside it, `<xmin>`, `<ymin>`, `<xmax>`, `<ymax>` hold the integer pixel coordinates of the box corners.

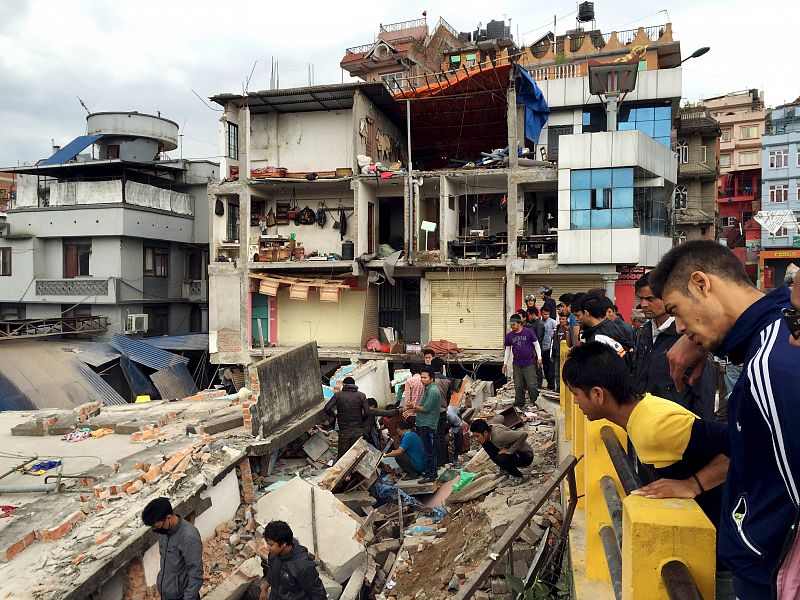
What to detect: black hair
<box><xmin>263</xmin><ymin>520</ymin><xmax>294</xmax><ymax>545</ymax></box>
<box><xmin>587</xmin><ymin>287</ymin><xmax>606</xmax><ymax>297</ymax></box>
<box><xmin>649</xmin><ymin>240</ymin><xmax>752</xmax><ymax>298</ymax></box>
<box><xmin>142</xmin><ymin>497</ymin><xmax>173</xmax><ymax>526</ymax></box>
<box><xmin>581</xmin><ymin>294</ymin><xmax>607</xmax><ymax>319</ymax></box>
<box><xmin>423</xmin><ymin>348</ymin><xmax>435</xmax><ymax>357</ymax></box>
<box><xmin>409</xmin><ymin>364</ymin><xmax>421</xmax><ymax>375</ymax></box>
<box><xmin>420</xmin><ymin>366</ymin><xmax>436</xmax><ymax>379</ymax></box>
<box><xmin>342</xmin><ymin>376</ymin><xmax>355</xmax><ymax>385</ymax></box>
<box><xmin>600</xmin><ymin>296</ymin><xmax>615</xmax><ymax>313</ymax></box>
<box><xmin>367</xmin><ymin>398</ymin><xmax>378</xmax><ymax>408</ymax></box>
<box><xmin>571</xmin><ymin>292</ymin><xmax>587</xmax><ymax>312</ymax></box>
<box><xmin>541</xmin><ymin>306</ymin><xmax>551</xmax><ymax>315</ymax></box>
<box><xmin>634</xmin><ymin>271</ymin><xmax>651</xmax><ymax>291</ymax></box>
<box><xmin>469</xmin><ymin>419</ymin><xmax>490</xmax><ymax>433</ymax></box>
<box><xmin>562</xmin><ymin>343</ymin><xmax>637</xmax><ymax>405</ymax></box>
<box><xmin>559</xmin><ymin>293</ymin><xmax>575</xmax><ymax>305</ymax></box>
<box><xmin>527</xmin><ymin>306</ymin><xmax>540</xmax><ymax>316</ymax></box>
<box><xmin>396</xmin><ymin>420</ymin><xmax>409</xmax><ymax>431</ymax></box>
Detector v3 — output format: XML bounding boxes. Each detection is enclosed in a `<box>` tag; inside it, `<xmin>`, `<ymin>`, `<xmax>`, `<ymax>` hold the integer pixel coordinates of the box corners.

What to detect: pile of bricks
<box><xmin>199</xmin><ymin>504</ymin><xmax>263</xmax><ymax>596</ymax></box>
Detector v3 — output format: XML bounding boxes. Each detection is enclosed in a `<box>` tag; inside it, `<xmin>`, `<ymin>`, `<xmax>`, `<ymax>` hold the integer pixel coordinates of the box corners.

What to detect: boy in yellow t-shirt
<box><xmin>562</xmin><ymin>342</ymin><xmax>730</xmax><ymax>525</ymax></box>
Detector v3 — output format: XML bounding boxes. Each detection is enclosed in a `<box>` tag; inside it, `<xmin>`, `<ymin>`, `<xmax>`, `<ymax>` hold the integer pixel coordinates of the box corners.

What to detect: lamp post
<box><xmin>679</xmin><ymin>47</ymin><xmax>710</xmax><ymax>66</ymax></box>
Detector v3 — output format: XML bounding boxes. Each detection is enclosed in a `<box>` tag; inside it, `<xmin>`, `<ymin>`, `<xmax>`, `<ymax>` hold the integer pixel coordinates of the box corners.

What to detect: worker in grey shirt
<box><xmin>142</xmin><ymin>497</ymin><xmax>203</xmax><ymax>600</ymax></box>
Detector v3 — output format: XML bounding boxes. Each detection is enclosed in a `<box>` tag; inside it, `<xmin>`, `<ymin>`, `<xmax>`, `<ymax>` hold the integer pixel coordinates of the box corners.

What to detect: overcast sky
<box><xmin>0</xmin><ymin>0</ymin><xmax>795</xmax><ymax>166</ymax></box>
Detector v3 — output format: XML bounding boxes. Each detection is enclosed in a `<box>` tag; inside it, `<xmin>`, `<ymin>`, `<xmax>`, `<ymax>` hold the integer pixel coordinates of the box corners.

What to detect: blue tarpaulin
<box><xmin>39</xmin><ymin>135</ymin><xmax>101</xmax><ymax>165</ymax></box>
<box><xmin>515</xmin><ymin>66</ymin><xmax>550</xmax><ymax>144</ymax></box>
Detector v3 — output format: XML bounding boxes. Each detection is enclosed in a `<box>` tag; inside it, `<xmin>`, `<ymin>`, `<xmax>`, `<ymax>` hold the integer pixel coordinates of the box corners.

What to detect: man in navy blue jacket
<box><xmin>650</xmin><ymin>240</ymin><xmax>800</xmax><ymax>598</ymax></box>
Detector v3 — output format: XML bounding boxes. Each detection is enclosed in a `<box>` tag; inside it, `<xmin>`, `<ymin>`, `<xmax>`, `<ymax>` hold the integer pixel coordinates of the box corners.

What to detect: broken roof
<box><xmin>210</xmin><ymin>81</ymin><xmax>401</xmax><ymax>124</ymax></box>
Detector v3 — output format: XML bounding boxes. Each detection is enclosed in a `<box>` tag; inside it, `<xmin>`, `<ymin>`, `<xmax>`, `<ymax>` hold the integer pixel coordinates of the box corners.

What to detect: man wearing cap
<box><xmin>539</xmin><ymin>285</ymin><xmax>557</xmax><ymax>319</ymax></box>
<box><xmin>503</xmin><ymin>314</ymin><xmax>543</xmax><ymax>407</ymax></box>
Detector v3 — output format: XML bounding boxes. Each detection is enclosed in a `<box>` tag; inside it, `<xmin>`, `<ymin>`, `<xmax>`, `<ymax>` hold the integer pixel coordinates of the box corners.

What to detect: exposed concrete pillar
<box><xmin>602</xmin><ymin>273</ymin><xmax>619</xmax><ymax>301</ymax></box>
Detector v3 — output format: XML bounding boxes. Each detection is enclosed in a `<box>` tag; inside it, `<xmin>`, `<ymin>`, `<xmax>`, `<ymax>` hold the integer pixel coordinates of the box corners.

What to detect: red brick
<box><xmin>38</xmin><ymin>510</ymin><xmax>85</xmax><ymax>541</ymax></box>
<box><xmin>130</xmin><ymin>432</ymin><xmax>143</xmax><ymax>443</ymax></box>
<box><xmin>126</xmin><ymin>480</ymin><xmax>143</xmax><ymax>494</ymax></box>
<box><xmin>2</xmin><ymin>530</ymin><xmax>35</xmax><ymax>561</ymax></box>
<box><xmin>94</xmin><ymin>533</ymin><xmax>110</xmax><ymax>546</ymax></box>
<box><xmin>140</xmin><ymin>430</ymin><xmax>155</xmax><ymax>441</ymax></box>
<box><xmin>169</xmin><ymin>455</ymin><xmax>192</xmax><ymax>480</ymax></box>
<box><xmin>142</xmin><ymin>465</ymin><xmax>161</xmax><ymax>483</ymax></box>
<box><xmin>72</xmin><ymin>553</ymin><xmax>87</xmax><ymax>565</ymax></box>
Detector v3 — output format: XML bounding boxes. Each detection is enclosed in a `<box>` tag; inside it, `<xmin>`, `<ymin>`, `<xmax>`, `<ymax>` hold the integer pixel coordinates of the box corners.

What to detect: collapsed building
<box><xmin>0</xmin><ymin>341</ymin><xmax>571</xmax><ymax>600</ymax></box>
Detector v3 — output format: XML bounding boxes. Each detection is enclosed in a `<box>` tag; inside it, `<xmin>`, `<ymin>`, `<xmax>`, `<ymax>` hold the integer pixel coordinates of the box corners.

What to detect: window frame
<box><xmin>720</xmin><ymin>128</ymin><xmax>732</xmax><ymax>142</ymax></box>
<box><xmin>739</xmin><ymin>151</ymin><xmax>759</xmax><ymax>167</ymax></box>
<box><xmin>775</xmin><ymin>226</ymin><xmax>789</xmax><ymax>238</ymax></box>
<box><xmin>0</xmin><ymin>248</ymin><xmax>10</xmax><ymax>276</ymax></box>
<box><xmin>226</xmin><ymin>202</ymin><xmax>240</xmax><ymax>243</ymax></box>
<box><xmin>227</xmin><ymin>122</ymin><xmax>239</xmax><ymax>160</ymax></box>
<box><xmin>769</xmin><ymin>149</ymin><xmax>789</xmax><ymax>169</ymax></box>
<box><xmin>63</xmin><ymin>242</ymin><xmax>92</xmax><ymax>278</ymax></box>
<box><xmin>719</xmin><ymin>153</ymin><xmax>731</xmax><ymax>168</ymax></box>
<box><xmin>769</xmin><ymin>184</ymin><xmax>789</xmax><ymax>203</ymax></box>
<box><xmin>143</xmin><ymin>246</ymin><xmax>169</xmax><ymax>278</ymax></box>
<box><xmin>676</xmin><ymin>140</ymin><xmax>689</xmax><ymax>165</ymax></box>
<box><xmin>739</xmin><ymin>125</ymin><xmax>758</xmax><ymax>140</ymax></box>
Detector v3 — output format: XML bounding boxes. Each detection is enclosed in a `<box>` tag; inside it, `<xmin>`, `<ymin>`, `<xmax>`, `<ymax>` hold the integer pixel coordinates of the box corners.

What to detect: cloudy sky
<box><xmin>0</xmin><ymin>0</ymin><xmax>795</xmax><ymax>166</ymax></box>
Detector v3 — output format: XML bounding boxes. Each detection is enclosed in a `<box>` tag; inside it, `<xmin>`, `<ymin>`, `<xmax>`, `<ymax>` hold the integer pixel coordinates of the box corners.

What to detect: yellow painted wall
<box><xmin>275</xmin><ymin>287</ymin><xmax>366</xmax><ymax>346</ymax></box>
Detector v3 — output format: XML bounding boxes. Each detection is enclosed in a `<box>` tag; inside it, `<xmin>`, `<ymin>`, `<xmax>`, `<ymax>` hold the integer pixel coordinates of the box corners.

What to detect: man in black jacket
<box><xmin>325</xmin><ymin>377</ymin><xmax>396</xmax><ymax>457</ymax></box>
<box><xmin>632</xmin><ymin>272</ymin><xmax>716</xmax><ymax>419</ymax></box>
<box><xmin>578</xmin><ymin>294</ymin><xmax>636</xmax><ymax>358</ymax></box>
<box><xmin>259</xmin><ymin>521</ymin><xmax>327</xmax><ymax>600</ymax></box>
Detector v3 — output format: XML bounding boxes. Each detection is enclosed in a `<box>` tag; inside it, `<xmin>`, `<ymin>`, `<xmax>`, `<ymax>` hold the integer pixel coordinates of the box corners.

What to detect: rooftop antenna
<box><xmin>77</xmin><ymin>97</ymin><xmax>91</xmax><ymax>115</ymax></box>
<box><xmin>244</xmin><ymin>60</ymin><xmax>258</xmax><ymax>94</ymax></box>
<box><xmin>179</xmin><ymin>116</ymin><xmax>187</xmax><ymax>161</ymax></box>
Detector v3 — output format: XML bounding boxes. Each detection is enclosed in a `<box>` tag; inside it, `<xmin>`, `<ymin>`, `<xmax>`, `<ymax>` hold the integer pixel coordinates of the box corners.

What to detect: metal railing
<box><xmin>530</xmin><ymin>24</ymin><xmax>668</xmax><ymax>56</ymax></box>
<box><xmin>0</xmin><ymin>316</ymin><xmax>109</xmax><ymax>340</ymax></box>
<box><xmin>380</xmin><ymin>18</ymin><xmax>426</xmax><ymax>33</ymax></box>
<box><xmin>345</xmin><ymin>42</ymin><xmax>375</xmax><ymax>55</ymax></box>
<box><xmin>436</xmin><ymin>16</ymin><xmax>459</xmax><ymax>39</ymax></box>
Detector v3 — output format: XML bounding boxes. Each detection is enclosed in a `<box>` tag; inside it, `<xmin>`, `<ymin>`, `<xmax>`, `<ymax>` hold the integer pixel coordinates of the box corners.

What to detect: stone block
<box><xmin>254</xmin><ymin>477</ymin><xmax>365</xmax><ymax>583</ymax></box>
<box><xmin>320</xmin><ymin>572</ymin><xmax>343</xmax><ymax>600</ymax></box>
<box><xmin>10</xmin><ymin>419</ymin><xmax>44</xmax><ymax>437</ymax></box>
<box><xmin>202</xmin><ymin>556</ymin><xmax>261</xmax><ymax>600</ymax></box>
<box><xmin>303</xmin><ymin>433</ymin><xmax>331</xmax><ymax>462</ymax></box>
<box><xmin>201</xmin><ymin>412</ymin><xmax>244</xmax><ymax>435</ymax></box>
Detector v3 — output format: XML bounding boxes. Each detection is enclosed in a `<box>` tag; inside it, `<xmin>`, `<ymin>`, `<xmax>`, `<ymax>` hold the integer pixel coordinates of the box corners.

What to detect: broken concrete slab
<box><xmin>254</xmin><ymin>477</ymin><xmax>365</xmax><ymax>583</ymax></box>
<box><xmin>199</xmin><ymin>409</ymin><xmax>244</xmax><ymax>435</ymax></box>
<box><xmin>203</xmin><ymin>556</ymin><xmax>261</xmax><ymax>600</ymax></box>
<box><xmin>447</xmin><ymin>473</ymin><xmax>507</xmax><ymax>504</ymax></box>
<box><xmin>303</xmin><ymin>433</ymin><xmax>331</xmax><ymax>462</ymax></box>
<box><xmin>10</xmin><ymin>418</ymin><xmax>44</xmax><ymax>437</ymax></box>
<box><xmin>394</xmin><ymin>479</ymin><xmax>438</xmax><ymax>495</ymax></box>
<box><xmin>320</xmin><ymin>572</ymin><xmax>343</xmax><ymax>600</ymax></box>
<box><xmin>321</xmin><ymin>437</ymin><xmax>382</xmax><ymax>491</ymax></box>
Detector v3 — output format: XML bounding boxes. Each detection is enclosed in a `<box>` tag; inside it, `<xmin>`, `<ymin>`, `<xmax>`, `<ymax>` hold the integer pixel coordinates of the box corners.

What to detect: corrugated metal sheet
<box><xmin>39</xmin><ymin>135</ymin><xmax>101</xmax><ymax>165</ymax></box>
<box><xmin>150</xmin><ymin>364</ymin><xmax>198</xmax><ymax>400</ymax></box>
<box><xmin>74</xmin><ymin>362</ymin><xmax>126</xmax><ymax>406</ymax></box>
<box><xmin>0</xmin><ymin>371</ymin><xmax>36</xmax><ymax>411</ymax></box>
<box><xmin>120</xmin><ymin>356</ymin><xmax>159</xmax><ymax>399</ymax></box>
<box><xmin>141</xmin><ymin>334</ymin><xmax>209</xmax><ymax>352</ymax></box>
<box><xmin>0</xmin><ymin>341</ymin><xmax>125</xmax><ymax>410</ymax></box>
<box><xmin>109</xmin><ymin>334</ymin><xmax>189</xmax><ymax>370</ymax></box>
<box><xmin>429</xmin><ymin>277</ymin><xmax>505</xmax><ymax>350</ymax></box>
<box><xmin>58</xmin><ymin>341</ymin><xmax>121</xmax><ymax>367</ymax></box>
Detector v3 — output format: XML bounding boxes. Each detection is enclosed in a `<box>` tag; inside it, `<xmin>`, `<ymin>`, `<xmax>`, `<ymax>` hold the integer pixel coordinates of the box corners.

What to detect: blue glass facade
<box><xmin>582</xmin><ymin>103</ymin><xmax>672</xmax><ymax>148</ymax></box>
<box><xmin>570</xmin><ymin>168</ymin><xmax>634</xmax><ymax>230</ymax></box>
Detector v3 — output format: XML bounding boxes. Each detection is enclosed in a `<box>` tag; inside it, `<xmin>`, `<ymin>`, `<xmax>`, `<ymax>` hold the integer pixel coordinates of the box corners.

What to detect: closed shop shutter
<box><xmin>429</xmin><ymin>276</ymin><xmax>505</xmax><ymax>350</ymax></box>
<box><xmin>522</xmin><ymin>275</ymin><xmax>605</xmax><ymax>306</ymax></box>
<box><xmin>361</xmin><ymin>283</ymin><xmax>379</xmax><ymax>347</ymax></box>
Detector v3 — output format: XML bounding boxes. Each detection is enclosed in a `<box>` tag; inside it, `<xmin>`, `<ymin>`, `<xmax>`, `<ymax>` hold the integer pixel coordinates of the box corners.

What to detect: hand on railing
<box><xmin>632</xmin><ymin>478</ymin><xmax>700</xmax><ymax>499</ymax></box>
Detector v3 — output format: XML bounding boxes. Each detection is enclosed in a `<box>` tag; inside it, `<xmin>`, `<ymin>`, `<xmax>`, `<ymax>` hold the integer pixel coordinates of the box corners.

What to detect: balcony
<box><xmin>718</xmin><ymin>186</ymin><xmax>757</xmax><ymax>202</ymax></box>
<box><xmin>379</xmin><ymin>18</ymin><xmax>426</xmax><ymax>33</ymax></box>
<box><xmin>182</xmin><ymin>280</ymin><xmax>208</xmax><ymax>303</ymax></box>
<box><xmin>528</xmin><ymin>23</ymin><xmax>672</xmax><ymax>61</ymax></box>
<box><xmin>35</xmin><ymin>278</ymin><xmax>111</xmax><ymax>298</ymax></box>
<box><xmin>0</xmin><ymin>316</ymin><xmax>109</xmax><ymax>341</ymax></box>
<box><xmin>678</xmin><ymin>162</ymin><xmax>717</xmax><ymax>179</ymax></box>
<box><xmin>678</xmin><ymin>108</ymin><xmax>720</xmax><ymax>136</ymax></box>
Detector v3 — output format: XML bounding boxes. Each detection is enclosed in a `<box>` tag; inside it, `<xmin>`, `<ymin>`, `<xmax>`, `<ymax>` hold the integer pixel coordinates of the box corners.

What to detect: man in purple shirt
<box><xmin>503</xmin><ymin>314</ymin><xmax>543</xmax><ymax>407</ymax></box>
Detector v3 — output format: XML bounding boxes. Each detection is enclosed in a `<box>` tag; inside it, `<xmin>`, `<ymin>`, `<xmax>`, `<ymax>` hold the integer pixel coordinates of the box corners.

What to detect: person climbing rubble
<box><xmin>142</xmin><ymin>497</ymin><xmax>203</xmax><ymax>600</ymax></box>
<box><xmin>325</xmin><ymin>377</ymin><xmax>398</xmax><ymax>457</ymax></box>
<box><xmin>469</xmin><ymin>418</ymin><xmax>534</xmax><ymax>483</ymax></box>
<box><xmin>259</xmin><ymin>520</ymin><xmax>327</xmax><ymax>600</ymax></box>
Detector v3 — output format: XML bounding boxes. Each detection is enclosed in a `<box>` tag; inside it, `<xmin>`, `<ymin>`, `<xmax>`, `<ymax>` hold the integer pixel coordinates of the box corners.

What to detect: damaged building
<box><xmin>207</xmin><ymin>15</ymin><xmax>682</xmax><ymax>372</ymax></box>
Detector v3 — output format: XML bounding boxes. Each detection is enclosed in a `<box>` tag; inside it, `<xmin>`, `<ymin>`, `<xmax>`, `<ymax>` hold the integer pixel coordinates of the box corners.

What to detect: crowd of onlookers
<box><xmin>553</xmin><ymin>241</ymin><xmax>799</xmax><ymax>599</ymax></box>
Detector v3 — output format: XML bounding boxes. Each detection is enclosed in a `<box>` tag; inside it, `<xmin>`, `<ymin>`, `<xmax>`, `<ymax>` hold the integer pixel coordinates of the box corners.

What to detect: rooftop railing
<box><xmin>380</xmin><ymin>18</ymin><xmax>426</xmax><ymax>33</ymax></box>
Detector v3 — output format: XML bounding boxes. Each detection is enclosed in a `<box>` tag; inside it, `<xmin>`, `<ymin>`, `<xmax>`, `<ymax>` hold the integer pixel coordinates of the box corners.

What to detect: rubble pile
<box><xmin>200</xmin><ymin>505</ymin><xmax>262</xmax><ymax>595</ymax></box>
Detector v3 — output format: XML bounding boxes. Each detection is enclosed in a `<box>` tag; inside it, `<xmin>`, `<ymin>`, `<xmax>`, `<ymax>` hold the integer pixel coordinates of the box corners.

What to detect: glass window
<box><xmin>654</xmin><ymin>119</ymin><xmax>672</xmax><ymax>138</ymax></box>
<box><xmin>654</xmin><ymin>106</ymin><xmax>672</xmax><ymax>120</ymax></box>
<box><xmin>721</xmin><ymin>129</ymin><xmax>731</xmax><ymax>142</ymax></box>
<box><xmin>677</xmin><ymin>140</ymin><xmax>689</xmax><ymax>164</ymax></box>
<box><xmin>571</xmin><ymin>170</ymin><xmax>591</xmax><ymax>190</ymax></box>
<box><xmin>612</xmin><ymin>208</ymin><xmax>634</xmax><ymax>228</ymax></box>
<box><xmin>227</xmin><ymin>122</ymin><xmax>239</xmax><ymax>160</ymax></box>
<box><xmin>769</xmin><ymin>149</ymin><xmax>788</xmax><ymax>168</ymax></box>
<box><xmin>638</xmin><ymin>107</ymin><xmax>655</xmax><ymax>121</ymax></box>
<box><xmin>582</xmin><ymin>112</ymin><xmax>591</xmax><ymax>126</ymax></box>
<box><xmin>740</xmin><ymin>152</ymin><xmax>759</xmax><ymax>166</ymax></box>
<box><xmin>740</xmin><ymin>125</ymin><xmax>758</xmax><ymax>140</ymax></box>
<box><xmin>618</xmin><ymin>121</ymin><xmax>636</xmax><ymax>131</ymax></box>
<box><xmin>622</xmin><ymin>107</ymin><xmax>636</xmax><ymax>122</ymax></box>
<box><xmin>571</xmin><ymin>190</ymin><xmax>591</xmax><ymax>210</ymax></box>
<box><xmin>720</xmin><ymin>154</ymin><xmax>731</xmax><ymax>168</ymax></box>
<box><xmin>637</xmin><ymin>121</ymin><xmax>655</xmax><ymax>137</ymax></box>
<box><xmin>593</xmin><ymin>188</ymin><xmax>612</xmax><ymax>209</ymax></box>
<box><xmin>612</xmin><ymin>187</ymin><xmax>634</xmax><ymax>208</ymax></box>
<box><xmin>592</xmin><ymin>209</ymin><xmax>612</xmax><ymax>228</ymax></box>
<box><xmin>570</xmin><ymin>210</ymin><xmax>591</xmax><ymax>229</ymax></box>
<box><xmin>656</xmin><ymin>137</ymin><xmax>671</xmax><ymax>148</ymax></box>
<box><xmin>591</xmin><ymin>169</ymin><xmax>612</xmax><ymax>189</ymax></box>
<box><xmin>0</xmin><ymin>248</ymin><xmax>10</xmax><ymax>277</ymax></box>
<box><xmin>612</xmin><ymin>168</ymin><xmax>633</xmax><ymax>187</ymax></box>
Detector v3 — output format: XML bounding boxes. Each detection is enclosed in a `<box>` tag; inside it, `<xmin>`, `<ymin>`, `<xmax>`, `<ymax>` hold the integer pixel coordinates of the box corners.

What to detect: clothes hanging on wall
<box><xmin>339</xmin><ymin>207</ymin><xmax>348</xmax><ymax>239</ymax></box>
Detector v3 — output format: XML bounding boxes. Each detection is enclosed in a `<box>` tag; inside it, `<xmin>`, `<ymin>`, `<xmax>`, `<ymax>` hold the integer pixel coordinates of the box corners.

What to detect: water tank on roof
<box><xmin>486</xmin><ymin>20</ymin><xmax>507</xmax><ymax>40</ymax></box>
<box><xmin>86</xmin><ymin>112</ymin><xmax>179</xmax><ymax>162</ymax></box>
<box><xmin>578</xmin><ymin>2</ymin><xmax>595</xmax><ymax>22</ymax></box>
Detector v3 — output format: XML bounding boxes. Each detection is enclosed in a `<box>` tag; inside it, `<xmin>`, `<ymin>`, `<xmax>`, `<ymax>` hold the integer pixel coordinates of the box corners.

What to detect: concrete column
<box><xmin>584</xmin><ymin>420</ymin><xmax>626</xmax><ymax>581</ymax></box>
<box><xmin>602</xmin><ymin>273</ymin><xmax>619</xmax><ymax>301</ymax></box>
<box><xmin>622</xmin><ymin>495</ymin><xmax>716</xmax><ymax>600</ymax></box>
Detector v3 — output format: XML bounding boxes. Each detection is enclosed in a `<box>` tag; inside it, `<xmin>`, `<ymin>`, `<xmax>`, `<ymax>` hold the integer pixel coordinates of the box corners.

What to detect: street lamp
<box><xmin>679</xmin><ymin>47</ymin><xmax>710</xmax><ymax>65</ymax></box>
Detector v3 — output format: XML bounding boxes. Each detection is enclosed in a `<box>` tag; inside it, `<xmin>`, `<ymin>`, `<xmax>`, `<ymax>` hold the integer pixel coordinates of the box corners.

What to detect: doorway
<box><xmin>251</xmin><ymin>294</ymin><xmax>270</xmax><ymax>348</ymax></box>
<box><xmin>378</xmin><ymin>198</ymin><xmax>404</xmax><ymax>251</ymax></box>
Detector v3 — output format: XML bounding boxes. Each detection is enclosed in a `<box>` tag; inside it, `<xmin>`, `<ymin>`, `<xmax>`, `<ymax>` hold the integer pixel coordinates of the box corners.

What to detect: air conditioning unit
<box><xmin>125</xmin><ymin>314</ymin><xmax>149</xmax><ymax>334</ymax></box>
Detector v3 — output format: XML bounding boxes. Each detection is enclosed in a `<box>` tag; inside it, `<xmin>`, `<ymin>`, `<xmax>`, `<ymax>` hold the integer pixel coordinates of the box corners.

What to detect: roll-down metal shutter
<box><xmin>429</xmin><ymin>276</ymin><xmax>505</xmax><ymax>350</ymax></box>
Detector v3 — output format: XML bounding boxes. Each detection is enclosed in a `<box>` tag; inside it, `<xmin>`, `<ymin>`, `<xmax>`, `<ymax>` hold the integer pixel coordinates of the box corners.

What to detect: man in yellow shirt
<box><xmin>562</xmin><ymin>342</ymin><xmax>730</xmax><ymax>524</ymax></box>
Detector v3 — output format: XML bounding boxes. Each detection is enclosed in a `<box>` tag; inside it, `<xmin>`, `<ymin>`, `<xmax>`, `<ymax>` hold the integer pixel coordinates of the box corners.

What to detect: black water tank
<box><xmin>486</xmin><ymin>19</ymin><xmax>506</xmax><ymax>40</ymax></box>
<box><xmin>341</xmin><ymin>240</ymin><xmax>354</xmax><ymax>260</ymax></box>
<box><xmin>578</xmin><ymin>2</ymin><xmax>595</xmax><ymax>22</ymax></box>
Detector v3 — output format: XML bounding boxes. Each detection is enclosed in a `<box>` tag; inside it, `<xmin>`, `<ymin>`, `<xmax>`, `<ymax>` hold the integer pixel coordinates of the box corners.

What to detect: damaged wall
<box><xmin>275</xmin><ymin>286</ymin><xmax>367</xmax><ymax>346</ymax></box>
<box><xmin>252</xmin><ymin>342</ymin><xmax>324</xmax><ymax>438</ymax></box>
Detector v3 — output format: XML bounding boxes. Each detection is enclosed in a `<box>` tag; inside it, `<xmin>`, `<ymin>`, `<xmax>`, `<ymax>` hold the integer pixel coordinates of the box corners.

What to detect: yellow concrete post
<box><xmin>622</xmin><ymin>495</ymin><xmax>716</xmax><ymax>600</ymax></box>
<box><xmin>560</xmin><ymin>341</ymin><xmax>572</xmax><ymax>441</ymax></box>
<box><xmin>572</xmin><ymin>407</ymin><xmax>586</xmax><ymax>510</ymax></box>
<box><xmin>584</xmin><ymin>420</ymin><xmax>626</xmax><ymax>580</ymax></box>
<box><xmin>559</xmin><ymin>340</ymin><xmax>568</xmax><ymax>413</ymax></box>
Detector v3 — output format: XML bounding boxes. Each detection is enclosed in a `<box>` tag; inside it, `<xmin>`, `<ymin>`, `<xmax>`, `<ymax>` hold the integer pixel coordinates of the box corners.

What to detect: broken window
<box><xmin>226</xmin><ymin>202</ymin><xmax>240</xmax><ymax>243</ymax></box>
<box><xmin>227</xmin><ymin>122</ymin><xmax>239</xmax><ymax>160</ymax></box>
